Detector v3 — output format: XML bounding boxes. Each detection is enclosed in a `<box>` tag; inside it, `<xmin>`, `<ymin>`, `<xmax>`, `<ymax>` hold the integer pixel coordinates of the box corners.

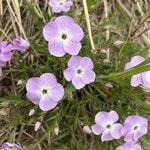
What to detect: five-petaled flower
<box><xmin>63</xmin><ymin>56</ymin><xmax>96</xmax><ymax>89</ymax></box>
<box><xmin>0</xmin><ymin>142</ymin><xmax>23</xmax><ymax>150</ymax></box>
<box><xmin>91</xmin><ymin>111</ymin><xmax>123</xmax><ymax>141</ymax></box>
<box><xmin>49</xmin><ymin>0</ymin><xmax>73</xmax><ymax>13</ymax></box>
<box><xmin>43</xmin><ymin>16</ymin><xmax>84</xmax><ymax>57</ymax></box>
<box><xmin>116</xmin><ymin>142</ymin><xmax>141</xmax><ymax>150</ymax></box>
<box><xmin>26</xmin><ymin>73</ymin><xmax>64</xmax><ymax>111</ymax></box>
<box><xmin>121</xmin><ymin>115</ymin><xmax>148</xmax><ymax>142</ymax></box>
<box><xmin>11</xmin><ymin>37</ymin><xmax>30</xmax><ymax>52</ymax></box>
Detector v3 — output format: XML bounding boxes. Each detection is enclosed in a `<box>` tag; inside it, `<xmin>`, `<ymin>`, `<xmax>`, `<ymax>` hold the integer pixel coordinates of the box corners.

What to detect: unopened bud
<box><xmin>17</xmin><ymin>80</ymin><xmax>23</xmax><ymax>85</ymax></box>
<box><xmin>28</xmin><ymin>109</ymin><xmax>35</xmax><ymax>116</ymax></box>
<box><xmin>82</xmin><ymin>126</ymin><xmax>92</xmax><ymax>134</ymax></box>
<box><xmin>34</xmin><ymin>121</ymin><xmax>41</xmax><ymax>132</ymax></box>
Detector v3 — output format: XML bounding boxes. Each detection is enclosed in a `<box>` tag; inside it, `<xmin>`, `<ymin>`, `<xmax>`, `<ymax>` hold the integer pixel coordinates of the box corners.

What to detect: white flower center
<box><xmin>75</xmin><ymin>67</ymin><xmax>84</xmax><ymax>77</ymax></box>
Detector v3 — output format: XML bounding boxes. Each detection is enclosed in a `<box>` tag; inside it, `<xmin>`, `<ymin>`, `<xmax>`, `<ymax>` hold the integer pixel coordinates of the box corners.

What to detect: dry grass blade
<box><xmin>82</xmin><ymin>0</ymin><xmax>96</xmax><ymax>54</ymax></box>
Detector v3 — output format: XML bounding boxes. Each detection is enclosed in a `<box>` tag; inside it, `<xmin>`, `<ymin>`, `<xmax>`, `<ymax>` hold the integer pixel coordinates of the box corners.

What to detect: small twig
<box><xmin>134</xmin><ymin>27</ymin><xmax>150</xmax><ymax>38</ymax></box>
<box><xmin>117</xmin><ymin>0</ymin><xmax>132</xmax><ymax>18</ymax></box>
<box><xmin>131</xmin><ymin>15</ymin><xmax>150</xmax><ymax>37</ymax></box>
<box><xmin>0</xmin><ymin>27</ymin><xmax>12</xmax><ymax>41</ymax></box>
<box><xmin>82</xmin><ymin>0</ymin><xmax>96</xmax><ymax>54</ymax></box>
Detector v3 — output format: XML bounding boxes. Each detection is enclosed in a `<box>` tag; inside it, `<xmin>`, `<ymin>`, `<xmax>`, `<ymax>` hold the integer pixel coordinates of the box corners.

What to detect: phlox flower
<box><xmin>49</xmin><ymin>0</ymin><xmax>73</xmax><ymax>13</ymax></box>
<box><xmin>116</xmin><ymin>142</ymin><xmax>141</xmax><ymax>150</ymax></box>
<box><xmin>63</xmin><ymin>56</ymin><xmax>96</xmax><ymax>89</ymax></box>
<box><xmin>91</xmin><ymin>111</ymin><xmax>123</xmax><ymax>142</ymax></box>
<box><xmin>121</xmin><ymin>115</ymin><xmax>148</xmax><ymax>142</ymax></box>
<box><xmin>0</xmin><ymin>41</ymin><xmax>13</xmax><ymax>66</ymax></box>
<box><xmin>124</xmin><ymin>55</ymin><xmax>150</xmax><ymax>88</ymax></box>
<box><xmin>26</xmin><ymin>73</ymin><xmax>64</xmax><ymax>111</ymax></box>
<box><xmin>43</xmin><ymin>16</ymin><xmax>84</xmax><ymax>57</ymax></box>
<box><xmin>11</xmin><ymin>37</ymin><xmax>30</xmax><ymax>52</ymax></box>
<box><xmin>0</xmin><ymin>142</ymin><xmax>23</xmax><ymax>150</ymax></box>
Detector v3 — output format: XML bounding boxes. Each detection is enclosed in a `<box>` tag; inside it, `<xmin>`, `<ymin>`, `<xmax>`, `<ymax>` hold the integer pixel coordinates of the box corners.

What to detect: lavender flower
<box><xmin>116</xmin><ymin>142</ymin><xmax>141</xmax><ymax>150</ymax></box>
<box><xmin>43</xmin><ymin>16</ymin><xmax>84</xmax><ymax>57</ymax></box>
<box><xmin>63</xmin><ymin>56</ymin><xmax>96</xmax><ymax>89</ymax></box>
<box><xmin>11</xmin><ymin>37</ymin><xmax>30</xmax><ymax>52</ymax></box>
<box><xmin>124</xmin><ymin>55</ymin><xmax>150</xmax><ymax>88</ymax></box>
<box><xmin>121</xmin><ymin>115</ymin><xmax>148</xmax><ymax>142</ymax></box>
<box><xmin>49</xmin><ymin>0</ymin><xmax>73</xmax><ymax>13</ymax></box>
<box><xmin>0</xmin><ymin>41</ymin><xmax>13</xmax><ymax>66</ymax></box>
<box><xmin>0</xmin><ymin>142</ymin><xmax>23</xmax><ymax>150</ymax></box>
<box><xmin>26</xmin><ymin>73</ymin><xmax>64</xmax><ymax>111</ymax></box>
<box><xmin>91</xmin><ymin>111</ymin><xmax>123</xmax><ymax>141</ymax></box>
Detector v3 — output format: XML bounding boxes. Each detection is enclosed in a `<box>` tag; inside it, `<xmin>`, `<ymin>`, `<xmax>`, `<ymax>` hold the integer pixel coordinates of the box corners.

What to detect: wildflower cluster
<box><xmin>26</xmin><ymin>1</ymin><xmax>96</xmax><ymax>111</ymax></box>
<box><xmin>0</xmin><ymin>0</ymin><xmax>149</xmax><ymax>149</ymax></box>
<box><xmin>91</xmin><ymin>111</ymin><xmax>148</xmax><ymax>149</ymax></box>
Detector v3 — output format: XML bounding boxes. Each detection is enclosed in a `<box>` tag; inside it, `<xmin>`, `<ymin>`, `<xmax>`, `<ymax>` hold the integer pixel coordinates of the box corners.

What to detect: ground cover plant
<box><xmin>0</xmin><ymin>0</ymin><xmax>150</xmax><ymax>149</ymax></box>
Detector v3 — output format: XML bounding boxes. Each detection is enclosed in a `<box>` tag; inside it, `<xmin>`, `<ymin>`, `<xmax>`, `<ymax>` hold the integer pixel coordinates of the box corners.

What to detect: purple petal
<box><xmin>68</xmin><ymin>56</ymin><xmax>82</xmax><ymax>69</ymax></box>
<box><xmin>131</xmin><ymin>74</ymin><xmax>142</xmax><ymax>87</ymax></box>
<box><xmin>110</xmin><ymin>123</ymin><xmax>123</xmax><ymax>139</ymax></box>
<box><xmin>12</xmin><ymin>37</ymin><xmax>30</xmax><ymax>52</ymax></box>
<box><xmin>63</xmin><ymin>67</ymin><xmax>75</xmax><ymax>81</ymax></box>
<box><xmin>55</xmin><ymin>16</ymin><xmax>74</xmax><ymax>28</ymax></box>
<box><xmin>26</xmin><ymin>77</ymin><xmax>42</xmax><ymax>92</ymax></box>
<box><xmin>81</xmin><ymin>57</ymin><xmax>94</xmax><ymax>70</ymax></box>
<box><xmin>52</xmin><ymin>6</ymin><xmax>62</xmax><ymax>13</ymax></box>
<box><xmin>39</xmin><ymin>96</ymin><xmax>57</xmax><ymax>111</ymax></box>
<box><xmin>95</xmin><ymin>112</ymin><xmax>108</xmax><ymax>125</ymax></box>
<box><xmin>108</xmin><ymin>111</ymin><xmax>119</xmax><ymax>123</ymax></box>
<box><xmin>0</xmin><ymin>60</ymin><xmax>7</xmax><ymax>67</ymax></box>
<box><xmin>64</xmin><ymin>1</ymin><xmax>73</xmax><ymax>7</ymax></box>
<box><xmin>68</xmin><ymin>23</ymin><xmax>84</xmax><ymax>42</ymax></box>
<box><xmin>141</xmin><ymin>71</ymin><xmax>150</xmax><ymax>88</ymax></box>
<box><xmin>26</xmin><ymin>92</ymin><xmax>41</xmax><ymax>105</ymax></box>
<box><xmin>81</xmin><ymin>70</ymin><xmax>96</xmax><ymax>84</ymax></box>
<box><xmin>40</xmin><ymin>73</ymin><xmax>57</xmax><ymax>88</ymax></box>
<box><xmin>134</xmin><ymin>131</ymin><xmax>143</xmax><ymax>141</ymax></box>
<box><xmin>121</xmin><ymin>122</ymin><xmax>132</xmax><ymax>136</ymax></box>
<box><xmin>0</xmin><ymin>52</ymin><xmax>12</xmax><ymax>62</ymax></box>
<box><xmin>0</xmin><ymin>41</ymin><xmax>8</xmax><ymax>47</ymax></box>
<box><xmin>124</xmin><ymin>55</ymin><xmax>145</xmax><ymax>70</ymax></box>
<box><xmin>43</xmin><ymin>21</ymin><xmax>59</xmax><ymax>41</ymax></box>
<box><xmin>1</xmin><ymin>43</ymin><xmax>14</xmax><ymax>53</ymax></box>
<box><xmin>95</xmin><ymin>111</ymin><xmax>119</xmax><ymax>125</ymax></box>
<box><xmin>26</xmin><ymin>77</ymin><xmax>41</xmax><ymax>91</ymax></box>
<box><xmin>116</xmin><ymin>143</ymin><xmax>141</xmax><ymax>150</ymax></box>
<box><xmin>50</xmin><ymin>83</ymin><xmax>64</xmax><ymax>102</ymax></box>
<box><xmin>101</xmin><ymin>130</ymin><xmax>113</xmax><ymax>141</ymax></box>
<box><xmin>91</xmin><ymin>124</ymin><xmax>104</xmax><ymax>135</ymax></box>
<box><xmin>72</xmin><ymin>76</ymin><xmax>85</xmax><ymax>89</ymax></box>
<box><xmin>124</xmin><ymin>131</ymin><xmax>134</xmax><ymax>142</ymax></box>
<box><xmin>63</xmin><ymin>40</ymin><xmax>81</xmax><ymax>55</ymax></box>
<box><xmin>48</xmin><ymin>40</ymin><xmax>66</xmax><ymax>57</ymax></box>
